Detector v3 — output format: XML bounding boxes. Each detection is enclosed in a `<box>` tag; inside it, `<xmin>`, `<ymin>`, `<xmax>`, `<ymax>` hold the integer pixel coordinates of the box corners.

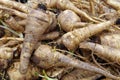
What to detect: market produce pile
<box><xmin>0</xmin><ymin>0</ymin><xmax>120</xmax><ymax>80</ymax></box>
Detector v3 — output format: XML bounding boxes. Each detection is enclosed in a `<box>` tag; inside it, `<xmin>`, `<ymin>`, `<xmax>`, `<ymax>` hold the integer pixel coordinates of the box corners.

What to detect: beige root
<box><xmin>32</xmin><ymin>44</ymin><xmax>120</xmax><ymax>79</ymax></box>
<box><xmin>39</xmin><ymin>31</ymin><xmax>60</xmax><ymax>40</ymax></box>
<box><xmin>0</xmin><ymin>47</ymin><xmax>16</xmax><ymax>70</ymax></box>
<box><xmin>4</xmin><ymin>16</ymin><xmax>24</xmax><ymax>32</ymax></box>
<box><xmin>26</xmin><ymin>0</ymin><xmax>39</xmax><ymax>9</ymax></box>
<box><xmin>0</xmin><ymin>59</ymin><xmax>8</xmax><ymax>69</ymax></box>
<box><xmin>0</xmin><ymin>5</ymin><xmax>27</xmax><ymax>18</ymax></box>
<box><xmin>104</xmin><ymin>0</ymin><xmax>120</xmax><ymax>11</ymax></box>
<box><xmin>79</xmin><ymin>42</ymin><xmax>120</xmax><ymax>65</ymax></box>
<box><xmin>0</xmin><ymin>0</ymin><xmax>29</xmax><ymax>13</ymax></box>
<box><xmin>61</xmin><ymin>18</ymin><xmax>116</xmax><ymax>50</ymax></box>
<box><xmin>20</xmin><ymin>9</ymin><xmax>56</xmax><ymax>74</ymax></box>
<box><xmin>61</xmin><ymin>69</ymin><xmax>101</xmax><ymax>80</ymax></box>
<box><xmin>8</xmin><ymin>62</ymin><xmax>39</xmax><ymax>80</ymax></box>
<box><xmin>100</xmin><ymin>33</ymin><xmax>120</xmax><ymax>49</ymax></box>
<box><xmin>58</xmin><ymin>10</ymin><xmax>87</xmax><ymax>32</ymax></box>
<box><xmin>0</xmin><ymin>47</ymin><xmax>15</xmax><ymax>60</ymax></box>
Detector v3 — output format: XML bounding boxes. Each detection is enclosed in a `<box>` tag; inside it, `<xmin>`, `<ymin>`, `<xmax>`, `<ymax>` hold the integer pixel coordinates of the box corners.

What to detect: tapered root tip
<box><xmin>19</xmin><ymin>65</ymin><xmax>27</xmax><ymax>74</ymax></box>
<box><xmin>19</xmin><ymin>58</ymin><xmax>29</xmax><ymax>74</ymax></box>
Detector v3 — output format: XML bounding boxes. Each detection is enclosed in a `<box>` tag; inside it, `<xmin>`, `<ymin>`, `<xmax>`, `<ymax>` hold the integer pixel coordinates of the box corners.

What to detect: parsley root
<box><xmin>100</xmin><ymin>33</ymin><xmax>120</xmax><ymax>49</ymax></box>
<box><xmin>32</xmin><ymin>44</ymin><xmax>120</xmax><ymax>79</ymax></box>
<box><xmin>62</xmin><ymin>18</ymin><xmax>116</xmax><ymax>50</ymax></box>
<box><xmin>58</xmin><ymin>10</ymin><xmax>87</xmax><ymax>32</ymax></box>
<box><xmin>20</xmin><ymin>9</ymin><xmax>56</xmax><ymax>74</ymax></box>
<box><xmin>80</xmin><ymin>42</ymin><xmax>120</xmax><ymax>65</ymax></box>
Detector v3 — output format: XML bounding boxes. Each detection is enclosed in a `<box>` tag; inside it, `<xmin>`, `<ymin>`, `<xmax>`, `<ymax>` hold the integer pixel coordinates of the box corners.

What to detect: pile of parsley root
<box><xmin>0</xmin><ymin>0</ymin><xmax>120</xmax><ymax>80</ymax></box>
